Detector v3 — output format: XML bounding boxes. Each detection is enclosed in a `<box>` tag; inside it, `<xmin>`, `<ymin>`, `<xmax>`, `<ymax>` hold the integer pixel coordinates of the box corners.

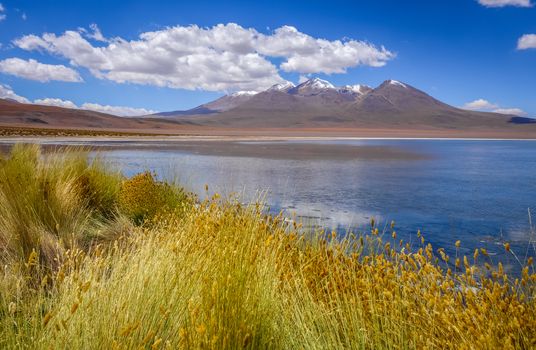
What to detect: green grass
<box><xmin>0</xmin><ymin>144</ymin><xmax>534</xmax><ymax>349</ymax></box>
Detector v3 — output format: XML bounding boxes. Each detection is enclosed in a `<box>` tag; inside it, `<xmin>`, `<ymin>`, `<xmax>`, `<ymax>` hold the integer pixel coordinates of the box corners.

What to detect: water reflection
<box><xmin>92</xmin><ymin>140</ymin><xmax>536</xmax><ymax>267</ymax></box>
<box><xmin>1</xmin><ymin>138</ymin><xmax>534</xmax><ymax>270</ymax></box>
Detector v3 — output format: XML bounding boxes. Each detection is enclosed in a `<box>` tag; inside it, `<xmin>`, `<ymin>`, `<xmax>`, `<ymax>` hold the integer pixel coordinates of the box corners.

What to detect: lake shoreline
<box><xmin>2</xmin><ymin>135</ymin><xmax>536</xmax><ymax>143</ymax></box>
<box><xmin>1</xmin><ymin>144</ymin><xmax>534</xmax><ymax>349</ymax></box>
<box><xmin>1</xmin><ymin>135</ymin><xmax>535</xmax><ymax>161</ymax></box>
<box><xmin>2</xmin><ymin>124</ymin><xmax>536</xmax><ymax>140</ymax></box>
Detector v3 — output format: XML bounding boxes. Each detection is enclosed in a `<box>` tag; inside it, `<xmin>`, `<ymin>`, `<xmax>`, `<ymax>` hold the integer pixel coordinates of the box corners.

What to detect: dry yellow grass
<box><xmin>0</xmin><ymin>145</ymin><xmax>534</xmax><ymax>349</ymax></box>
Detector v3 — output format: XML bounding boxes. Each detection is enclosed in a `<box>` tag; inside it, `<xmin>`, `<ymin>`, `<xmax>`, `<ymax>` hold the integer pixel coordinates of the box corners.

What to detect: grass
<box><xmin>0</xmin><ymin>144</ymin><xmax>535</xmax><ymax>349</ymax></box>
<box><xmin>0</xmin><ymin>144</ymin><xmax>123</xmax><ymax>266</ymax></box>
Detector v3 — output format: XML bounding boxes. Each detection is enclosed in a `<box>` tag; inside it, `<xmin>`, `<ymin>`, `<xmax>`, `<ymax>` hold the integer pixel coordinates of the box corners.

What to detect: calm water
<box><xmin>6</xmin><ymin>138</ymin><xmax>536</xmax><ymax>271</ymax></box>
<box><xmin>84</xmin><ymin>139</ymin><xmax>536</xmax><ymax>268</ymax></box>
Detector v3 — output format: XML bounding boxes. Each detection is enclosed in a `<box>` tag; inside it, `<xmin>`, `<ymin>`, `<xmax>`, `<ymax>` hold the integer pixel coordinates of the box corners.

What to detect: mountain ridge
<box><xmin>0</xmin><ymin>78</ymin><xmax>535</xmax><ymax>137</ymax></box>
<box><xmin>153</xmin><ymin>78</ymin><xmax>534</xmax><ymax>130</ymax></box>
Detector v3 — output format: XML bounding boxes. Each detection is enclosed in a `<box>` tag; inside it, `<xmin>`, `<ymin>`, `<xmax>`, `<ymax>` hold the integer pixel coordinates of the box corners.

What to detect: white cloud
<box><xmin>87</xmin><ymin>23</ymin><xmax>107</xmax><ymax>42</ymax></box>
<box><xmin>0</xmin><ymin>58</ymin><xmax>83</xmax><ymax>82</ymax></box>
<box><xmin>463</xmin><ymin>98</ymin><xmax>527</xmax><ymax>116</ymax></box>
<box><xmin>257</xmin><ymin>25</ymin><xmax>394</xmax><ymax>74</ymax></box>
<box><xmin>34</xmin><ymin>98</ymin><xmax>77</xmax><ymax>109</ymax></box>
<box><xmin>35</xmin><ymin>99</ymin><xmax>156</xmax><ymax>117</ymax></box>
<box><xmin>13</xmin><ymin>23</ymin><xmax>394</xmax><ymax>91</ymax></box>
<box><xmin>0</xmin><ymin>83</ymin><xmax>30</xmax><ymax>103</ymax></box>
<box><xmin>298</xmin><ymin>75</ymin><xmax>309</xmax><ymax>84</ymax></box>
<box><xmin>478</xmin><ymin>0</ymin><xmax>533</xmax><ymax>7</ymax></box>
<box><xmin>493</xmin><ymin>108</ymin><xmax>527</xmax><ymax>116</ymax></box>
<box><xmin>517</xmin><ymin>34</ymin><xmax>536</xmax><ymax>50</ymax></box>
<box><xmin>80</xmin><ymin>103</ymin><xmax>156</xmax><ymax>116</ymax></box>
<box><xmin>463</xmin><ymin>99</ymin><xmax>498</xmax><ymax>110</ymax></box>
<box><xmin>1</xmin><ymin>85</ymin><xmax>154</xmax><ymax>116</ymax></box>
<box><xmin>13</xmin><ymin>26</ymin><xmax>280</xmax><ymax>92</ymax></box>
<box><xmin>33</xmin><ymin>99</ymin><xmax>155</xmax><ymax>116</ymax></box>
<box><xmin>22</xmin><ymin>12</ymin><xmax>26</xmax><ymax>21</ymax></box>
<box><xmin>0</xmin><ymin>3</ymin><xmax>5</xmax><ymax>22</ymax></box>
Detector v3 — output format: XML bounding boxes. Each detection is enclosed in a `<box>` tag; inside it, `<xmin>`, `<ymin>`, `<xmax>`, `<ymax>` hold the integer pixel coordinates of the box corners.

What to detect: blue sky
<box><xmin>0</xmin><ymin>0</ymin><xmax>534</xmax><ymax>116</ymax></box>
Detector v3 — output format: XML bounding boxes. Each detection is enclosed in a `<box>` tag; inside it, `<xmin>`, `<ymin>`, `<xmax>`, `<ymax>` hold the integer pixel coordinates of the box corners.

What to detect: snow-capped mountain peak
<box><xmin>388</xmin><ymin>80</ymin><xmax>407</xmax><ymax>88</ymax></box>
<box><xmin>267</xmin><ymin>81</ymin><xmax>296</xmax><ymax>92</ymax></box>
<box><xmin>289</xmin><ymin>78</ymin><xmax>336</xmax><ymax>95</ymax></box>
<box><xmin>301</xmin><ymin>78</ymin><xmax>335</xmax><ymax>90</ymax></box>
<box><xmin>338</xmin><ymin>84</ymin><xmax>372</xmax><ymax>95</ymax></box>
<box><xmin>230</xmin><ymin>91</ymin><xmax>259</xmax><ymax>97</ymax></box>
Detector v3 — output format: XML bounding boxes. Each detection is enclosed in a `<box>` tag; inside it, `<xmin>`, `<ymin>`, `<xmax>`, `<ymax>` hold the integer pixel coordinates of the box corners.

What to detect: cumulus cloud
<box><xmin>463</xmin><ymin>98</ymin><xmax>527</xmax><ymax>116</ymax></box>
<box><xmin>493</xmin><ymin>108</ymin><xmax>527</xmax><ymax>115</ymax></box>
<box><xmin>478</xmin><ymin>0</ymin><xmax>533</xmax><ymax>7</ymax></box>
<box><xmin>298</xmin><ymin>75</ymin><xmax>309</xmax><ymax>84</ymax></box>
<box><xmin>13</xmin><ymin>23</ymin><xmax>394</xmax><ymax>91</ymax></box>
<box><xmin>517</xmin><ymin>34</ymin><xmax>536</xmax><ymax>49</ymax></box>
<box><xmin>34</xmin><ymin>98</ymin><xmax>77</xmax><ymax>109</ymax></box>
<box><xmin>257</xmin><ymin>26</ymin><xmax>394</xmax><ymax>74</ymax></box>
<box><xmin>0</xmin><ymin>83</ymin><xmax>30</xmax><ymax>103</ymax></box>
<box><xmin>36</xmin><ymin>99</ymin><xmax>156</xmax><ymax>116</ymax></box>
<box><xmin>0</xmin><ymin>85</ymin><xmax>154</xmax><ymax>116</ymax></box>
<box><xmin>80</xmin><ymin>103</ymin><xmax>156</xmax><ymax>116</ymax></box>
<box><xmin>0</xmin><ymin>58</ymin><xmax>83</xmax><ymax>82</ymax></box>
<box><xmin>463</xmin><ymin>99</ymin><xmax>499</xmax><ymax>110</ymax></box>
<box><xmin>34</xmin><ymin>98</ymin><xmax>155</xmax><ymax>116</ymax></box>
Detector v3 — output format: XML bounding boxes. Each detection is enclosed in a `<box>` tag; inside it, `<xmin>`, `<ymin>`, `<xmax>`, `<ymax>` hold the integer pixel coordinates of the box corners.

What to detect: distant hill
<box><xmin>0</xmin><ymin>98</ymin><xmax>181</xmax><ymax>132</ymax></box>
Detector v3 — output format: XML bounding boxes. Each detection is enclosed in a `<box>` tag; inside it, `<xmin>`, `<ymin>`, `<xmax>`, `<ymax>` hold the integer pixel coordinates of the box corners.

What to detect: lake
<box><xmin>3</xmin><ymin>138</ymin><xmax>535</xmax><ymax>272</ymax></box>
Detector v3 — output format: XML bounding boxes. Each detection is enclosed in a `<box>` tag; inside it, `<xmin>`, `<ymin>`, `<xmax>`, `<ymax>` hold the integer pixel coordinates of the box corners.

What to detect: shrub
<box><xmin>118</xmin><ymin>171</ymin><xmax>188</xmax><ymax>224</ymax></box>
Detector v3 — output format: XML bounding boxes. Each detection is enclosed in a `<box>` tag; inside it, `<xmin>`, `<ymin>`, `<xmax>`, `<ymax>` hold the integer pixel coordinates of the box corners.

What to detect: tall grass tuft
<box><xmin>0</xmin><ymin>144</ymin><xmax>126</xmax><ymax>270</ymax></box>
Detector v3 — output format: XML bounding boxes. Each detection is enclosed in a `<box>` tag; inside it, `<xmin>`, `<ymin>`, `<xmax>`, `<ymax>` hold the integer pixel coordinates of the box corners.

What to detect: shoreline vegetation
<box><xmin>0</xmin><ymin>145</ymin><xmax>535</xmax><ymax>349</ymax></box>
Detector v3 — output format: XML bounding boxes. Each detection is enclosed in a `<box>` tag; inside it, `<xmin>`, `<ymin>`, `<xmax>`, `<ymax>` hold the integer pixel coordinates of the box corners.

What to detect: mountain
<box><xmin>157</xmin><ymin>78</ymin><xmax>534</xmax><ymax>130</ymax></box>
<box><xmin>342</xmin><ymin>80</ymin><xmax>466</xmax><ymax>126</ymax></box>
<box><xmin>1</xmin><ymin>79</ymin><xmax>534</xmax><ymax>137</ymax></box>
<box><xmin>288</xmin><ymin>78</ymin><xmax>335</xmax><ymax>95</ymax></box>
<box><xmin>156</xmin><ymin>91</ymin><xmax>259</xmax><ymax>117</ymax></box>
<box><xmin>338</xmin><ymin>84</ymin><xmax>373</xmax><ymax>96</ymax></box>
<box><xmin>267</xmin><ymin>82</ymin><xmax>296</xmax><ymax>92</ymax></box>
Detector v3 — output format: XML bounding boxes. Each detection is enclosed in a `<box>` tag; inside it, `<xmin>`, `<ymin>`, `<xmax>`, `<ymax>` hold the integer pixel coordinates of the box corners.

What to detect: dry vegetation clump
<box><xmin>118</xmin><ymin>171</ymin><xmax>189</xmax><ymax>224</ymax></box>
<box><xmin>0</xmin><ymin>145</ymin><xmax>534</xmax><ymax>349</ymax></box>
<box><xmin>0</xmin><ymin>144</ymin><xmax>124</xmax><ymax>269</ymax></box>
